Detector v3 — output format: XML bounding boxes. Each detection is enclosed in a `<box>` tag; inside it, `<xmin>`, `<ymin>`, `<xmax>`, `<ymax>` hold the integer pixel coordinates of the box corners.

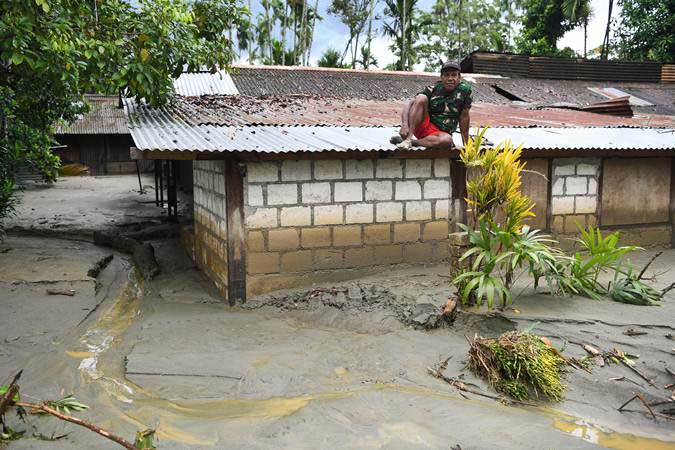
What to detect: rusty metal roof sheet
<box><xmin>174</xmin><ymin>71</ymin><xmax>239</xmax><ymax>96</ymax></box>
<box><xmin>463</xmin><ymin>51</ymin><xmax>663</xmax><ymax>82</ymax></box>
<box><xmin>56</xmin><ymin>95</ymin><xmax>128</xmax><ymax>135</ymax></box>
<box><xmin>126</xmin><ymin>96</ymin><xmax>675</xmax><ymax>129</ymax></box>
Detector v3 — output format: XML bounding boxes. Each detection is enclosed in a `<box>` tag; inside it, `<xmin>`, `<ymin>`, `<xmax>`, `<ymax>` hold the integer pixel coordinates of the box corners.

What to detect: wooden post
<box><xmin>224</xmin><ymin>159</ymin><xmax>247</xmax><ymax>305</ymax></box>
<box><xmin>450</xmin><ymin>159</ymin><xmax>467</xmax><ymax>227</ymax></box>
<box><xmin>670</xmin><ymin>157</ymin><xmax>675</xmax><ymax>248</ymax></box>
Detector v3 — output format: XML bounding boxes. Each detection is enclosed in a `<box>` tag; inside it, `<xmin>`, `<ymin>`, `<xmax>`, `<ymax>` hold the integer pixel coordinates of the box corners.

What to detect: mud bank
<box><xmin>1</xmin><ymin>236</ymin><xmax>674</xmax><ymax>449</ymax></box>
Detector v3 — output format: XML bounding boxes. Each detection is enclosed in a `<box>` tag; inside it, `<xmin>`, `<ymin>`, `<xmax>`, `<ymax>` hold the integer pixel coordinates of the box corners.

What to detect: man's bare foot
<box><xmin>396</xmin><ymin>138</ymin><xmax>412</xmax><ymax>150</ymax></box>
<box><xmin>390</xmin><ymin>135</ymin><xmax>403</xmax><ymax>145</ymax></box>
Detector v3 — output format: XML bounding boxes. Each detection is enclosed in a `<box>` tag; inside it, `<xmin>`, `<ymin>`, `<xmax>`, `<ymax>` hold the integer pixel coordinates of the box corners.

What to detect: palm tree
<box><xmin>562</xmin><ymin>0</ymin><xmax>592</xmax><ymax>57</ymax></box>
<box><xmin>382</xmin><ymin>0</ymin><xmax>419</xmax><ymax>70</ymax></box>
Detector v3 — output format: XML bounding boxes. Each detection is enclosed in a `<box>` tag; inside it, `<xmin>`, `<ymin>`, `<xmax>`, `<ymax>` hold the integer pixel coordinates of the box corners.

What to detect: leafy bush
<box><xmin>452</xmin><ymin>129</ymin><xmax>660</xmax><ymax>308</ymax></box>
<box><xmin>453</xmin><ymin>220</ymin><xmax>565</xmax><ymax>308</ymax></box>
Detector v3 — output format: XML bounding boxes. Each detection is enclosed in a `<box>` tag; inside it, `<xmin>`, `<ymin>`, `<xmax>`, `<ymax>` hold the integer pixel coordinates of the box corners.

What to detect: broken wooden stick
<box><xmin>0</xmin><ymin>370</ymin><xmax>22</xmax><ymax>417</ymax></box>
<box><xmin>427</xmin><ymin>363</ymin><xmax>536</xmax><ymax>407</ymax></box>
<box><xmin>637</xmin><ymin>251</ymin><xmax>663</xmax><ymax>280</ymax></box>
<box><xmin>46</xmin><ymin>288</ymin><xmax>76</xmax><ymax>296</ymax></box>
<box><xmin>610</xmin><ymin>349</ymin><xmax>655</xmax><ymax>386</ymax></box>
<box><xmin>14</xmin><ymin>401</ymin><xmax>139</xmax><ymax>450</ymax></box>
<box><xmin>618</xmin><ymin>394</ymin><xmax>656</xmax><ymax>420</ymax></box>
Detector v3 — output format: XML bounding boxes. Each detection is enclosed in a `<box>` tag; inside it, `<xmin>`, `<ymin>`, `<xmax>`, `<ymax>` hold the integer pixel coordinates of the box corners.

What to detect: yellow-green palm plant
<box><xmin>460</xmin><ymin>128</ymin><xmax>534</xmax><ymax>233</ymax></box>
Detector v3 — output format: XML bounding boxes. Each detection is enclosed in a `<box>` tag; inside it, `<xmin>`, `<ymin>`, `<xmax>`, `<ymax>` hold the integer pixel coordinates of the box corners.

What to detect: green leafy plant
<box><xmin>468</xmin><ymin>331</ymin><xmax>567</xmax><ymax>401</ymax></box>
<box><xmin>610</xmin><ymin>263</ymin><xmax>662</xmax><ymax>306</ymax></box>
<box><xmin>135</xmin><ymin>429</ymin><xmax>157</xmax><ymax>449</ymax></box>
<box><xmin>562</xmin><ymin>224</ymin><xmax>637</xmax><ymax>299</ymax></box>
<box><xmin>452</xmin><ymin>129</ymin><xmax>567</xmax><ymax>308</ymax></box>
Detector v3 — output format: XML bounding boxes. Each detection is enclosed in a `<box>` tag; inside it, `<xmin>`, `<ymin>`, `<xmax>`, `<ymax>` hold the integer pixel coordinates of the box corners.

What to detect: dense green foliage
<box><xmin>516</xmin><ymin>0</ymin><xmax>584</xmax><ymax>56</ymax></box>
<box><xmin>417</xmin><ymin>0</ymin><xmax>508</xmax><ymax>70</ymax></box>
<box><xmin>0</xmin><ymin>0</ymin><xmax>246</xmax><ymax>231</ymax></box>
<box><xmin>614</xmin><ymin>0</ymin><xmax>674</xmax><ymax>62</ymax></box>
<box><xmin>318</xmin><ymin>48</ymin><xmax>350</xmax><ymax>68</ymax></box>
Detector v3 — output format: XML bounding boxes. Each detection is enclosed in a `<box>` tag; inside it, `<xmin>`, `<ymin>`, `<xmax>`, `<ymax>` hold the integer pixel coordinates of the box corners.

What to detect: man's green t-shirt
<box><xmin>420</xmin><ymin>80</ymin><xmax>473</xmax><ymax>133</ymax></box>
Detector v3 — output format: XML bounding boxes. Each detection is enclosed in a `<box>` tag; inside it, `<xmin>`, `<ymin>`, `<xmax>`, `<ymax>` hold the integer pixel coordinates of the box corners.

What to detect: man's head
<box><xmin>440</xmin><ymin>60</ymin><xmax>461</xmax><ymax>91</ymax></box>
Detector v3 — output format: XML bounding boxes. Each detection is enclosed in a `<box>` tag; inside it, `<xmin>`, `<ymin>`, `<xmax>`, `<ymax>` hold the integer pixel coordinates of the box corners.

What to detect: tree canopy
<box><xmin>614</xmin><ymin>0</ymin><xmax>674</xmax><ymax>62</ymax></box>
<box><xmin>0</xmin><ymin>0</ymin><xmax>247</xmax><ymax>225</ymax></box>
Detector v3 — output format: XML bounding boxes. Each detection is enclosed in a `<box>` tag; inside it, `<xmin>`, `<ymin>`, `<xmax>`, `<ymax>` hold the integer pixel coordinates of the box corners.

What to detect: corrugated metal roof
<box><xmin>127</xmin><ymin>113</ymin><xmax>675</xmax><ymax>153</ymax></box>
<box><xmin>463</xmin><ymin>51</ymin><xmax>663</xmax><ymax>82</ymax></box>
<box><xmin>56</xmin><ymin>95</ymin><xmax>128</xmax><ymax>135</ymax></box>
<box><xmin>174</xmin><ymin>71</ymin><xmax>239</xmax><ymax>96</ymax></box>
<box><xmin>485</xmin><ymin>127</ymin><xmax>675</xmax><ymax>150</ymax></box>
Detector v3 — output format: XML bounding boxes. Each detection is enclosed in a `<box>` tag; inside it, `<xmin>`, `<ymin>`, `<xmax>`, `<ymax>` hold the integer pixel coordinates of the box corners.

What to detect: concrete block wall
<box><xmin>244</xmin><ymin>158</ymin><xmax>453</xmax><ymax>296</ymax></box>
<box><xmin>193</xmin><ymin>161</ymin><xmax>228</xmax><ymax>297</ymax></box>
<box><xmin>550</xmin><ymin>158</ymin><xmax>600</xmax><ymax>234</ymax></box>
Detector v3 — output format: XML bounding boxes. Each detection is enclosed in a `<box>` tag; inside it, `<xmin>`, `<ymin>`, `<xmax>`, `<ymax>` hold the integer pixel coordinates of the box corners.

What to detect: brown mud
<box><xmin>1</xmin><ymin>235</ymin><xmax>674</xmax><ymax>449</ymax></box>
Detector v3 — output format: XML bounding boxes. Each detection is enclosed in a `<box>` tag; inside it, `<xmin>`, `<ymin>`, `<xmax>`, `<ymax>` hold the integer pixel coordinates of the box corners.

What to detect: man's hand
<box><xmin>399</xmin><ymin>126</ymin><xmax>410</xmax><ymax>140</ymax></box>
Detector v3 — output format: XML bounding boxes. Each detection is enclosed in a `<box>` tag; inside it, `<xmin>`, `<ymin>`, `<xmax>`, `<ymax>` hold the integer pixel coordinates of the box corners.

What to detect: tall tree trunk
<box><xmin>281</xmin><ymin>1</ymin><xmax>288</xmax><ymax>65</ymax></box>
<box><xmin>467</xmin><ymin>4</ymin><xmax>472</xmax><ymax>54</ymax></box>
<box><xmin>306</xmin><ymin>0</ymin><xmax>319</xmax><ymax>65</ymax></box>
<box><xmin>601</xmin><ymin>0</ymin><xmax>614</xmax><ymax>60</ymax></box>
<box><xmin>401</xmin><ymin>0</ymin><xmax>407</xmax><ymax>70</ymax></box>
<box><xmin>248</xmin><ymin>0</ymin><xmax>254</xmax><ymax>63</ymax></box>
<box><xmin>507</xmin><ymin>1</ymin><xmax>512</xmax><ymax>49</ymax></box>
<box><xmin>300</xmin><ymin>0</ymin><xmax>307</xmax><ymax>65</ymax></box>
<box><xmin>341</xmin><ymin>33</ymin><xmax>353</xmax><ymax>65</ymax></box>
<box><xmin>365</xmin><ymin>0</ymin><xmax>376</xmax><ymax>69</ymax></box>
<box><xmin>583</xmin><ymin>17</ymin><xmax>587</xmax><ymax>58</ymax></box>
<box><xmin>265</xmin><ymin>1</ymin><xmax>273</xmax><ymax>61</ymax></box>
<box><xmin>457</xmin><ymin>0</ymin><xmax>463</xmax><ymax>59</ymax></box>
<box><xmin>292</xmin><ymin>9</ymin><xmax>297</xmax><ymax>64</ymax></box>
<box><xmin>353</xmin><ymin>31</ymin><xmax>361</xmax><ymax>68</ymax></box>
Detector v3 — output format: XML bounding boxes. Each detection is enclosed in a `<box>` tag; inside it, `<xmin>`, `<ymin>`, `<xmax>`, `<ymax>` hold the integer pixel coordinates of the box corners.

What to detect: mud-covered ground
<box><xmin>1</xmin><ymin>176</ymin><xmax>674</xmax><ymax>449</ymax></box>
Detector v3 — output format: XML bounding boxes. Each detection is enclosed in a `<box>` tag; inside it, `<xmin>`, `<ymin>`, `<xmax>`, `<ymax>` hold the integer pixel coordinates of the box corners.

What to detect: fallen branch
<box><xmin>427</xmin><ymin>363</ymin><xmax>536</xmax><ymax>407</ymax></box>
<box><xmin>637</xmin><ymin>251</ymin><xmax>663</xmax><ymax>280</ymax></box>
<box><xmin>618</xmin><ymin>394</ymin><xmax>656</xmax><ymax>420</ymax></box>
<box><xmin>46</xmin><ymin>288</ymin><xmax>75</xmax><ymax>296</ymax></box>
<box><xmin>661</xmin><ymin>282</ymin><xmax>675</xmax><ymax>296</ymax></box>
<box><xmin>14</xmin><ymin>401</ymin><xmax>138</xmax><ymax>450</ymax></box>
<box><xmin>0</xmin><ymin>371</ymin><xmax>22</xmax><ymax>417</ymax></box>
<box><xmin>610</xmin><ymin>349</ymin><xmax>655</xmax><ymax>386</ymax></box>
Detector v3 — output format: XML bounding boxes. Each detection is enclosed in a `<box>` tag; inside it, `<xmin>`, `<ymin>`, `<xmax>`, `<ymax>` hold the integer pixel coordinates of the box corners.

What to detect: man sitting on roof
<box><xmin>391</xmin><ymin>60</ymin><xmax>472</xmax><ymax>150</ymax></box>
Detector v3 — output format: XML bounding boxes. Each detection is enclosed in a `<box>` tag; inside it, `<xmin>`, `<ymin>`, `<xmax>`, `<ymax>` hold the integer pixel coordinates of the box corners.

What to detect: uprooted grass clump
<box><xmin>468</xmin><ymin>331</ymin><xmax>567</xmax><ymax>401</ymax></box>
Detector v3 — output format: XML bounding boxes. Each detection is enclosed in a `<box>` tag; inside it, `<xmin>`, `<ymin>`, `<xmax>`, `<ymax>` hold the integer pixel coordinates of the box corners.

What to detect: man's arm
<box><xmin>459</xmin><ymin>108</ymin><xmax>470</xmax><ymax>145</ymax></box>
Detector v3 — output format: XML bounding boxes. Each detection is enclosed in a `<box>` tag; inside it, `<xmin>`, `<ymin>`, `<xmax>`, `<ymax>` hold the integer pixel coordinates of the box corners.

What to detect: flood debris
<box><xmin>427</xmin><ymin>357</ymin><xmax>535</xmax><ymax>407</ymax></box>
<box><xmin>243</xmin><ymin>283</ymin><xmax>455</xmax><ymax>329</ymax></box>
<box><xmin>93</xmin><ymin>231</ymin><xmax>159</xmax><ymax>279</ymax></box>
<box><xmin>618</xmin><ymin>393</ymin><xmax>675</xmax><ymax>421</ymax></box>
<box><xmin>87</xmin><ymin>254</ymin><xmax>114</xmax><ymax>278</ymax></box>
<box><xmin>46</xmin><ymin>288</ymin><xmax>75</xmax><ymax>296</ymax></box>
<box><xmin>623</xmin><ymin>328</ymin><xmax>648</xmax><ymax>337</ymax></box>
<box><xmin>467</xmin><ymin>331</ymin><xmax>572</xmax><ymax>401</ymax></box>
<box><xmin>0</xmin><ymin>371</ymin><xmax>154</xmax><ymax>449</ymax></box>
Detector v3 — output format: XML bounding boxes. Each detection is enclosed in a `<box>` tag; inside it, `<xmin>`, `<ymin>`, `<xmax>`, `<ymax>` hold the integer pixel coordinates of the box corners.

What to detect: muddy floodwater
<box><xmin>1</xmin><ymin>234</ymin><xmax>675</xmax><ymax>449</ymax></box>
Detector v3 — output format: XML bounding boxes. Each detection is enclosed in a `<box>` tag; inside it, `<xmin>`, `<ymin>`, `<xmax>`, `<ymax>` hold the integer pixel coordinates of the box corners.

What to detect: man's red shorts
<box><xmin>413</xmin><ymin>115</ymin><xmax>448</xmax><ymax>139</ymax></box>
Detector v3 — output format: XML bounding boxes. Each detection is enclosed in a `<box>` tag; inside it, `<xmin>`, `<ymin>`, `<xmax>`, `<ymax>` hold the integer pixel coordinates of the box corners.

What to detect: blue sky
<box><xmin>242</xmin><ymin>0</ymin><xmax>621</xmax><ymax>68</ymax></box>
